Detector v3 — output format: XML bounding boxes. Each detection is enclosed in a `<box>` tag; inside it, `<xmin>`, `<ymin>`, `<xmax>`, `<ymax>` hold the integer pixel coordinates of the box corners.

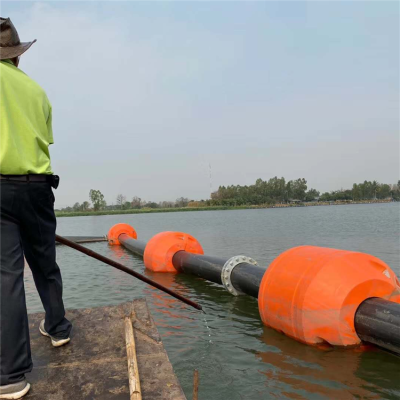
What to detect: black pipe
<box><xmin>355</xmin><ymin>297</ymin><xmax>400</xmax><ymax>355</ymax></box>
<box><xmin>231</xmin><ymin>263</ymin><xmax>266</xmax><ymax>298</ymax></box>
<box><xmin>119</xmin><ymin>234</ymin><xmax>146</xmax><ymax>256</ymax></box>
<box><xmin>172</xmin><ymin>252</ymin><xmax>225</xmax><ymax>284</ymax></box>
<box><xmin>172</xmin><ymin>251</ymin><xmax>265</xmax><ymax>298</ymax></box>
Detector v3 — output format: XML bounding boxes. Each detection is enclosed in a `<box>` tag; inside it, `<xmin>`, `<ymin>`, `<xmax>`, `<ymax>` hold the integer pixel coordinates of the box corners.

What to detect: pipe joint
<box><xmin>222</xmin><ymin>255</ymin><xmax>258</xmax><ymax>296</ymax></box>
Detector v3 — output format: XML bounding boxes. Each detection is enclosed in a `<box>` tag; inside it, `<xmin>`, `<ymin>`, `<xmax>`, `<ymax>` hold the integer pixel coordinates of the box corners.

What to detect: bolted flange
<box><xmin>221</xmin><ymin>255</ymin><xmax>258</xmax><ymax>296</ymax></box>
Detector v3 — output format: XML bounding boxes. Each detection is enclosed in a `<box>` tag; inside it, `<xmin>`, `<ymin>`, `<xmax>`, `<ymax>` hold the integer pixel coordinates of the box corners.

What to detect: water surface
<box><xmin>25</xmin><ymin>203</ymin><xmax>400</xmax><ymax>399</ymax></box>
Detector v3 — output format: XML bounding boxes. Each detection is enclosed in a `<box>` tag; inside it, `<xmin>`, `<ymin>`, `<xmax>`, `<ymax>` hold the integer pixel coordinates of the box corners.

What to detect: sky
<box><xmin>1</xmin><ymin>1</ymin><xmax>399</xmax><ymax>208</ymax></box>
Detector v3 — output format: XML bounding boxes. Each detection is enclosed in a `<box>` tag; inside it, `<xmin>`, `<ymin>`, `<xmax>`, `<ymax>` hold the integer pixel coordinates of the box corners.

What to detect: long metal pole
<box><xmin>118</xmin><ymin>234</ymin><xmax>400</xmax><ymax>355</ymax></box>
<box><xmin>55</xmin><ymin>235</ymin><xmax>202</xmax><ymax>311</ymax></box>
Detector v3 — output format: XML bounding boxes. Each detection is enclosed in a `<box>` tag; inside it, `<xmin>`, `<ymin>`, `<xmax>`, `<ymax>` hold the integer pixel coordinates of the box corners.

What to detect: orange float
<box><xmin>258</xmin><ymin>246</ymin><xmax>400</xmax><ymax>347</ymax></box>
<box><xmin>143</xmin><ymin>231</ymin><xmax>204</xmax><ymax>273</ymax></box>
<box><xmin>107</xmin><ymin>223</ymin><xmax>137</xmax><ymax>245</ymax></box>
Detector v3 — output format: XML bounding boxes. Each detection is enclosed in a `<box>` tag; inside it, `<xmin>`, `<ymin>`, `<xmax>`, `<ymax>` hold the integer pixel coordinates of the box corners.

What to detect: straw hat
<box><xmin>0</xmin><ymin>17</ymin><xmax>36</xmax><ymax>60</ymax></box>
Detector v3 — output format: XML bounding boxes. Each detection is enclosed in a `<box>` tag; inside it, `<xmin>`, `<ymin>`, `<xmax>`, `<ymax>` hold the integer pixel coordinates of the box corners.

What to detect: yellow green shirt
<box><xmin>0</xmin><ymin>59</ymin><xmax>53</xmax><ymax>175</ymax></box>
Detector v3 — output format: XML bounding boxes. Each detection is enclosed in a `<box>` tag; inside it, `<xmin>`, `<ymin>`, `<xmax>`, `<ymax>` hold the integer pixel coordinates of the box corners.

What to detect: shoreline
<box><xmin>55</xmin><ymin>199</ymin><xmax>396</xmax><ymax>218</ymax></box>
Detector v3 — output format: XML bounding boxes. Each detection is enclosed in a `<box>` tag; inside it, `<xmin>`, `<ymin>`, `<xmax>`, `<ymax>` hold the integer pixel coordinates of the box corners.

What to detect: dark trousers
<box><xmin>0</xmin><ymin>181</ymin><xmax>72</xmax><ymax>385</ymax></box>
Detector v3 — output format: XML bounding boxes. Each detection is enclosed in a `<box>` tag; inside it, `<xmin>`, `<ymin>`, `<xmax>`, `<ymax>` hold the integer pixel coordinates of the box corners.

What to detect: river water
<box><xmin>25</xmin><ymin>203</ymin><xmax>400</xmax><ymax>399</ymax></box>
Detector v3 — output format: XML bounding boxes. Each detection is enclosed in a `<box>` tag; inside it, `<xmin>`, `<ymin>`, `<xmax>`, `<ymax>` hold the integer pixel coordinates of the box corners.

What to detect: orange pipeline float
<box><xmin>107</xmin><ymin>223</ymin><xmax>400</xmax><ymax>354</ymax></box>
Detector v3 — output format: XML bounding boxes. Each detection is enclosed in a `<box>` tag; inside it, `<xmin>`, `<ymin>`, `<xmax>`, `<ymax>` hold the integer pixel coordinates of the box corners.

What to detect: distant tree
<box><xmin>292</xmin><ymin>178</ymin><xmax>308</xmax><ymax>200</ymax></box>
<box><xmin>144</xmin><ymin>202</ymin><xmax>158</xmax><ymax>209</ymax></box>
<box><xmin>285</xmin><ymin>181</ymin><xmax>293</xmax><ymax>202</ymax></box>
<box><xmin>175</xmin><ymin>197</ymin><xmax>189</xmax><ymax>207</ymax></box>
<box><xmin>159</xmin><ymin>201</ymin><xmax>174</xmax><ymax>208</ymax></box>
<box><xmin>319</xmin><ymin>192</ymin><xmax>331</xmax><ymax>202</ymax></box>
<box><xmin>82</xmin><ymin>201</ymin><xmax>90</xmax><ymax>211</ymax></box>
<box><xmin>377</xmin><ymin>184</ymin><xmax>391</xmax><ymax>199</ymax></box>
<box><xmin>343</xmin><ymin>189</ymin><xmax>353</xmax><ymax>200</ymax></box>
<box><xmin>371</xmin><ymin>180</ymin><xmax>379</xmax><ymax>199</ymax></box>
<box><xmin>305</xmin><ymin>189</ymin><xmax>320</xmax><ymax>202</ymax></box>
<box><xmin>268</xmin><ymin>176</ymin><xmax>286</xmax><ymax>203</ymax></box>
<box><xmin>352</xmin><ymin>184</ymin><xmax>360</xmax><ymax>200</ymax></box>
<box><xmin>73</xmin><ymin>202</ymin><xmax>81</xmax><ymax>212</ymax></box>
<box><xmin>116</xmin><ymin>194</ymin><xmax>126</xmax><ymax>209</ymax></box>
<box><xmin>131</xmin><ymin>196</ymin><xmax>142</xmax><ymax>209</ymax></box>
<box><xmin>363</xmin><ymin>181</ymin><xmax>373</xmax><ymax>199</ymax></box>
<box><xmin>89</xmin><ymin>189</ymin><xmax>106</xmax><ymax>211</ymax></box>
<box><xmin>123</xmin><ymin>201</ymin><xmax>131</xmax><ymax>210</ymax></box>
<box><xmin>394</xmin><ymin>182</ymin><xmax>400</xmax><ymax>200</ymax></box>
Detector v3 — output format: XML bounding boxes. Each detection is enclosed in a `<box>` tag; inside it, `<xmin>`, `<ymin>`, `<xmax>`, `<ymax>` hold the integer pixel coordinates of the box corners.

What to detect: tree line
<box><xmin>57</xmin><ymin>178</ymin><xmax>400</xmax><ymax>212</ymax></box>
<box><xmin>208</xmin><ymin>178</ymin><xmax>400</xmax><ymax>206</ymax></box>
<box><xmin>59</xmin><ymin>191</ymin><xmax>190</xmax><ymax>212</ymax></box>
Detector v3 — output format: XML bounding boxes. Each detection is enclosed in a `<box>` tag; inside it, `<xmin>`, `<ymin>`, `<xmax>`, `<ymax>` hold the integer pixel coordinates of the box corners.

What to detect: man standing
<box><xmin>0</xmin><ymin>17</ymin><xmax>72</xmax><ymax>399</ymax></box>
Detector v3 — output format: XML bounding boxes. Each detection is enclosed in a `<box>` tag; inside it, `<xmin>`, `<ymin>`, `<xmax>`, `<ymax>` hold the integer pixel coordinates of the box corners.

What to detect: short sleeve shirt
<box><xmin>0</xmin><ymin>59</ymin><xmax>53</xmax><ymax>175</ymax></box>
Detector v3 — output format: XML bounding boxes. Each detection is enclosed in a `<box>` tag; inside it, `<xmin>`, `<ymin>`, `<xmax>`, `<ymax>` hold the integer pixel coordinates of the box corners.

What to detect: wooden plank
<box><xmin>192</xmin><ymin>369</ymin><xmax>199</xmax><ymax>400</ymax></box>
<box><xmin>124</xmin><ymin>317</ymin><xmax>142</xmax><ymax>400</ymax></box>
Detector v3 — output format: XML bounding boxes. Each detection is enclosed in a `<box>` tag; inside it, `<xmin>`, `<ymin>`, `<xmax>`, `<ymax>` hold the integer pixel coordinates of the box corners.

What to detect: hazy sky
<box><xmin>1</xmin><ymin>1</ymin><xmax>399</xmax><ymax>208</ymax></box>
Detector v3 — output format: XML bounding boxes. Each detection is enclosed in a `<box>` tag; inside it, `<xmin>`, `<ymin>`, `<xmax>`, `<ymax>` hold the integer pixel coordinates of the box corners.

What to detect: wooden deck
<box><xmin>26</xmin><ymin>299</ymin><xmax>187</xmax><ymax>399</ymax></box>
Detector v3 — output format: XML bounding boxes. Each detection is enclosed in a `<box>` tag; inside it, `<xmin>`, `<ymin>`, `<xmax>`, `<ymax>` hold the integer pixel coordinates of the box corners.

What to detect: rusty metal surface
<box><xmin>26</xmin><ymin>299</ymin><xmax>186</xmax><ymax>400</ymax></box>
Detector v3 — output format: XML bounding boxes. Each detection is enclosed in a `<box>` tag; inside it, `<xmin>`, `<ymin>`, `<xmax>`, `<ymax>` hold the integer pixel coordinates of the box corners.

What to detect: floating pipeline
<box><xmin>107</xmin><ymin>223</ymin><xmax>400</xmax><ymax>355</ymax></box>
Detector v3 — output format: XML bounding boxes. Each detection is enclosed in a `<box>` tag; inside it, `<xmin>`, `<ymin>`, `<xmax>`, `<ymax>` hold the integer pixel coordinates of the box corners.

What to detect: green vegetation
<box><xmin>207</xmin><ymin>178</ymin><xmax>399</xmax><ymax>206</ymax></box>
<box><xmin>320</xmin><ymin>181</ymin><xmax>394</xmax><ymax>202</ymax></box>
<box><xmin>89</xmin><ymin>189</ymin><xmax>106</xmax><ymax>211</ymax></box>
<box><xmin>55</xmin><ymin>178</ymin><xmax>400</xmax><ymax>217</ymax></box>
<box><xmin>55</xmin><ymin>205</ymin><xmax>249</xmax><ymax>217</ymax></box>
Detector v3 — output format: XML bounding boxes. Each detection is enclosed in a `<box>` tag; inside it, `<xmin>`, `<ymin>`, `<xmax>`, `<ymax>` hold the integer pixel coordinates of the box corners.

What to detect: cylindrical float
<box><xmin>143</xmin><ymin>231</ymin><xmax>204</xmax><ymax>272</ymax></box>
<box><xmin>258</xmin><ymin>246</ymin><xmax>400</xmax><ymax>346</ymax></box>
<box><xmin>108</xmin><ymin>223</ymin><xmax>137</xmax><ymax>245</ymax></box>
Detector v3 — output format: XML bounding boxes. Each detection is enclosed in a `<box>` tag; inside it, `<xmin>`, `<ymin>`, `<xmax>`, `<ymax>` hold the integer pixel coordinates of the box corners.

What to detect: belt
<box><xmin>0</xmin><ymin>174</ymin><xmax>49</xmax><ymax>182</ymax></box>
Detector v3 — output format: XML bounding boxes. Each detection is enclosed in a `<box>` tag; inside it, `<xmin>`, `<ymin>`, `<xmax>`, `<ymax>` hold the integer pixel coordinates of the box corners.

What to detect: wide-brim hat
<box><xmin>0</xmin><ymin>17</ymin><xmax>36</xmax><ymax>60</ymax></box>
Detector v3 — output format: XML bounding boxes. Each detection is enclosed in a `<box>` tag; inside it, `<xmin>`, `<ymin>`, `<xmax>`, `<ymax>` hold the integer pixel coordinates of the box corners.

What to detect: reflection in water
<box><xmin>108</xmin><ymin>243</ymin><xmax>135</xmax><ymax>263</ymax></box>
<box><xmin>256</xmin><ymin>326</ymin><xmax>400</xmax><ymax>399</ymax></box>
